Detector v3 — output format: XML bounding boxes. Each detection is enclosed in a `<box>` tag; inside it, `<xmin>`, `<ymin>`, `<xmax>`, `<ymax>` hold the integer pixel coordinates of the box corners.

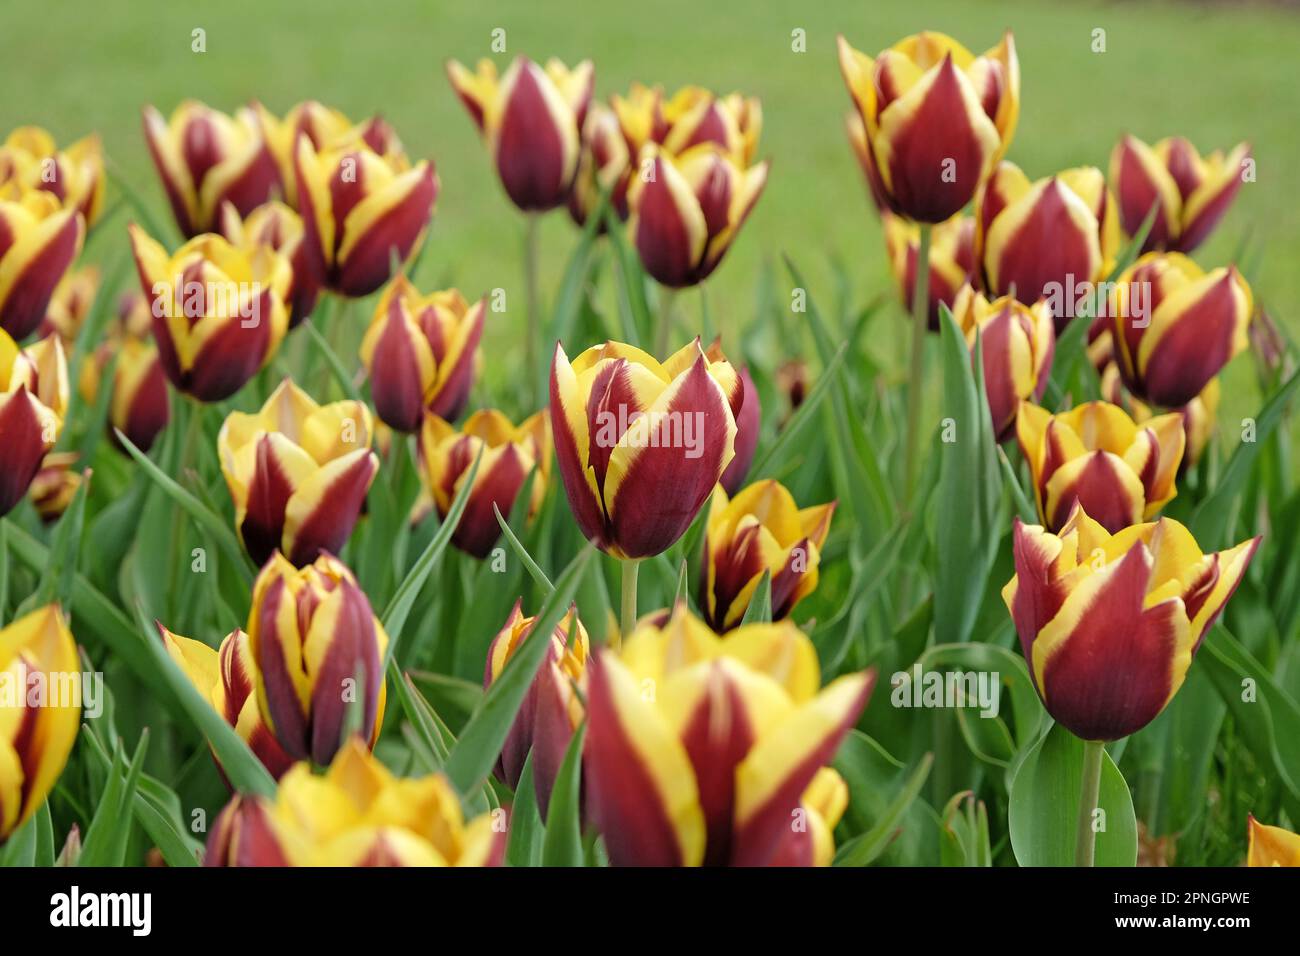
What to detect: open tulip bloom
<box><xmin>0</xmin><ymin>127</ymin><xmax>104</xmax><ymax>228</ymax></box>
<box><xmin>0</xmin><ymin>189</ymin><xmax>85</xmax><ymax>340</ymax></box>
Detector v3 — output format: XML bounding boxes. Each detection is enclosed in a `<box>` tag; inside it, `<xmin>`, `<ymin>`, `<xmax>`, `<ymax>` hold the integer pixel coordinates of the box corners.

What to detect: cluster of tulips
<box><xmin>0</xmin><ymin>27</ymin><xmax>1293</xmax><ymax>869</ymax></box>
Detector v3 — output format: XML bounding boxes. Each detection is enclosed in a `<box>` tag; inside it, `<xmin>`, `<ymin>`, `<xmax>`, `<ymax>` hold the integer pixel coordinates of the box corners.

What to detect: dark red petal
<box><xmin>633</xmin><ymin>157</ymin><xmax>698</xmax><ymax>288</ymax></box>
<box><xmin>0</xmin><ymin>392</ymin><xmax>51</xmax><ymax>516</ymax></box>
<box><xmin>0</xmin><ymin>212</ymin><xmax>82</xmax><ymax>340</ymax></box>
<box><xmin>452</xmin><ymin>443</ymin><xmax>527</xmax><ymax>559</ymax></box>
<box><xmin>286</xmin><ymin>452</ymin><xmax>378</xmax><ymax>567</ymax></box>
<box><xmin>333</xmin><ymin>164</ymin><xmax>437</xmax><ymax>297</ymax></box>
<box><xmin>1141</xmin><ymin>271</ymin><xmax>1242</xmax><ymax>408</ymax></box>
<box><xmin>240</xmin><ymin>434</ymin><xmax>295</xmax><ymax>568</ymax></box>
<box><xmin>494</xmin><ymin>62</ymin><xmax>572</xmax><ymax>211</ymax></box>
<box><xmin>253</xmin><ymin>576</ymin><xmax>310</xmax><ymax>761</ymax></box>
<box><xmin>719</xmin><ymin>367</ymin><xmax>759</xmax><ymax>495</ymax></box>
<box><xmin>369</xmin><ymin>296</ymin><xmax>428</xmax><ymax>433</ymax></box>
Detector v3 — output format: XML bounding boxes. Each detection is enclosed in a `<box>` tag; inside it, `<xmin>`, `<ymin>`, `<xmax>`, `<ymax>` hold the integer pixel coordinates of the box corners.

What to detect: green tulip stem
<box><xmin>903</xmin><ymin>220</ymin><xmax>932</xmax><ymax>492</ymax></box>
<box><xmin>620</xmin><ymin>558</ymin><xmax>641</xmax><ymax>641</ymax></box>
<box><xmin>1075</xmin><ymin>739</ymin><xmax>1106</xmax><ymax>866</ymax></box>
<box><xmin>524</xmin><ymin>213</ymin><xmax>541</xmax><ymax>403</ymax></box>
<box><xmin>655</xmin><ymin>288</ymin><xmax>677</xmax><ymax>358</ymax></box>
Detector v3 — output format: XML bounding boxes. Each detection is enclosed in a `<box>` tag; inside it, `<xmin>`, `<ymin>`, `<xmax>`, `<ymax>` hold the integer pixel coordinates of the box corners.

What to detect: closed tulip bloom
<box><xmin>359</xmin><ymin>277</ymin><xmax>485</xmax><ymax>432</ymax></box>
<box><xmin>976</xmin><ymin>162</ymin><xmax>1119</xmax><ymax>325</ymax></box>
<box><xmin>28</xmin><ymin>452</ymin><xmax>81</xmax><ymax>523</ymax></box>
<box><xmin>569</xmin><ymin>103</ymin><xmax>632</xmax><ymax>227</ymax></box>
<box><xmin>79</xmin><ymin>292</ymin><xmax>171</xmax><ymax>454</ymax></box>
<box><xmin>550</xmin><ymin>339</ymin><xmax>743</xmax><ymax>559</ymax></box>
<box><xmin>448</xmin><ymin>56</ymin><xmax>594</xmax><ymax>212</ymax></box>
<box><xmin>719</xmin><ymin>364</ymin><xmax>760</xmax><ymax>495</ymax></box>
<box><xmin>484</xmin><ymin>602</ymin><xmax>587</xmax><ymax>817</ymax></box>
<box><xmin>883</xmin><ymin>212</ymin><xmax>977</xmax><ymax>330</ymax></box>
<box><xmin>627</xmin><ymin>141</ymin><xmax>768</xmax><ymax>288</ymax></box>
<box><xmin>1110</xmin><ymin>252</ymin><xmax>1252</xmax><ymax>409</ymax></box>
<box><xmin>1017</xmin><ymin>400</ymin><xmax>1185</xmax><ymax>534</ymax></box>
<box><xmin>584</xmin><ymin>604</ymin><xmax>873</xmax><ymax>866</ymax></box>
<box><xmin>219</xmin><ymin>200</ymin><xmax>320</xmax><ymax>327</ymax></box>
<box><xmin>39</xmin><ymin>265</ymin><xmax>100</xmax><ymax>342</ymax></box>
<box><xmin>218</xmin><ymin>378</ymin><xmax>378</xmax><ymax>568</ymax></box>
<box><xmin>142</xmin><ymin>101</ymin><xmax>279</xmax><ymax>237</ymax></box>
<box><xmin>247</xmin><ymin>553</ymin><xmax>388</xmax><ymax>766</ymax></box>
<box><xmin>0</xmin><ymin>329</ymin><xmax>68</xmax><ymax>517</ymax></box>
<box><xmin>418</xmin><ymin>408</ymin><xmax>550</xmax><ymax>559</ymax></box>
<box><xmin>206</xmin><ymin>738</ymin><xmax>505</xmax><ymax>866</ymax></box>
<box><xmin>1246</xmin><ymin>816</ymin><xmax>1300</xmax><ymax>867</ymax></box>
<box><xmin>950</xmin><ymin>285</ymin><xmax>1054</xmax><ymax>441</ymax></box>
<box><xmin>294</xmin><ymin>126</ymin><xmax>438</xmax><ymax>297</ymax></box>
<box><xmin>157</xmin><ymin>625</ymin><xmax>295</xmax><ymax>780</ymax></box>
<box><xmin>0</xmin><ymin>188</ymin><xmax>85</xmax><ymax>340</ymax></box>
<box><xmin>1003</xmin><ymin>506</ymin><xmax>1258</xmax><ymax>741</ymax></box>
<box><xmin>1110</xmin><ymin>135</ymin><xmax>1250</xmax><ymax>254</ymax></box>
<box><xmin>0</xmin><ymin>127</ymin><xmax>104</xmax><ymax>227</ymax></box>
<box><xmin>700</xmin><ymin>481</ymin><xmax>835</xmax><ymax>632</ymax></box>
<box><xmin>837</xmin><ymin>31</ymin><xmax>1018</xmax><ymax>223</ymax></box>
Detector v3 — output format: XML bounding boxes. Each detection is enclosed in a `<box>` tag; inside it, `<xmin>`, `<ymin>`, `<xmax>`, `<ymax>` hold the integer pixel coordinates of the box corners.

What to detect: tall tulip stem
<box><xmin>620</xmin><ymin>559</ymin><xmax>641</xmax><ymax>640</ymax></box>
<box><xmin>655</xmin><ymin>288</ymin><xmax>677</xmax><ymax>357</ymax></box>
<box><xmin>1075</xmin><ymin>739</ymin><xmax>1105</xmax><ymax>866</ymax></box>
<box><xmin>524</xmin><ymin>214</ymin><xmax>541</xmax><ymax>401</ymax></box>
<box><xmin>903</xmin><ymin>222</ymin><xmax>932</xmax><ymax>492</ymax></box>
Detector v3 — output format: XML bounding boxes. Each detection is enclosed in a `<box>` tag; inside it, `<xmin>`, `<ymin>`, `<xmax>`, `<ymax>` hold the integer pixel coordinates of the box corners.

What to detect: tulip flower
<box><xmin>0</xmin><ymin>127</ymin><xmax>104</xmax><ymax>227</ymax></box>
<box><xmin>950</xmin><ymin>285</ymin><xmax>1055</xmax><ymax>441</ymax></box>
<box><xmin>220</xmin><ymin>200</ymin><xmax>320</xmax><ymax>327</ymax></box>
<box><xmin>837</xmin><ymin>31</ymin><xmax>1019</xmax><ymax>223</ymax></box>
<box><xmin>550</xmin><ymin>339</ymin><xmax>742</xmax><ymax>559</ymax></box>
<box><xmin>38</xmin><ymin>265</ymin><xmax>100</xmax><ymax>342</ymax></box>
<box><xmin>359</xmin><ymin>277</ymin><xmax>485</xmax><ymax>432</ymax></box>
<box><xmin>1110</xmin><ymin>135</ymin><xmax>1250</xmax><ymax>254</ymax></box>
<box><xmin>29</xmin><ymin>452</ymin><xmax>81</xmax><ymax>523</ymax></box>
<box><xmin>1246</xmin><ymin>816</ymin><xmax>1300</xmax><ymax>867</ymax></box>
<box><xmin>157</xmin><ymin>625</ymin><xmax>295</xmax><ymax>780</ymax></box>
<box><xmin>484</xmin><ymin>602</ymin><xmax>587</xmax><ymax>817</ymax></box>
<box><xmin>568</xmin><ymin>102</ymin><xmax>631</xmax><ymax>227</ymax></box>
<box><xmin>720</xmin><ymin>365</ymin><xmax>760</xmax><ymax>495</ymax></box>
<box><xmin>626</xmin><ymin>141</ymin><xmax>768</xmax><ymax>288</ymax></box>
<box><xmin>1003</xmin><ymin>505</ymin><xmax>1258</xmax><ymax>741</ymax></box>
<box><xmin>0</xmin><ymin>605</ymin><xmax>80</xmax><ymax>844</ymax></box>
<box><xmin>206</xmin><ymin>738</ymin><xmax>504</xmax><ymax>866</ymax></box>
<box><xmin>447</xmin><ymin>56</ymin><xmax>594</xmax><ymax>212</ymax></box>
<box><xmin>1109</xmin><ymin>252</ymin><xmax>1252</xmax><ymax>408</ymax></box>
<box><xmin>418</xmin><ymin>408</ymin><xmax>550</xmax><ymax>558</ymax></box>
<box><xmin>218</xmin><ymin>378</ymin><xmax>378</xmax><ymax>567</ymax></box>
<box><xmin>79</xmin><ymin>291</ymin><xmax>171</xmax><ymax>454</ymax></box>
<box><xmin>883</xmin><ymin>212</ymin><xmax>977</xmax><ymax>330</ymax></box>
<box><xmin>1016</xmin><ymin>400</ymin><xmax>1185</xmax><ymax>534</ymax></box>
<box><xmin>293</xmin><ymin>125</ymin><xmax>438</xmax><ymax>298</ymax></box>
<box><xmin>583</xmin><ymin>604</ymin><xmax>873</xmax><ymax>866</ymax></box>
<box><xmin>246</xmin><ymin>552</ymin><xmax>388</xmax><ymax>766</ymax></box>
<box><xmin>611</xmin><ymin>83</ymin><xmax>763</xmax><ymax>167</ymax></box>
<box><xmin>700</xmin><ymin>481</ymin><xmax>835</xmax><ymax>632</ymax></box>
<box><xmin>975</xmin><ymin>162</ymin><xmax>1119</xmax><ymax>326</ymax></box>
<box><xmin>129</xmin><ymin>224</ymin><xmax>292</xmax><ymax>402</ymax></box>
<box><xmin>0</xmin><ymin>189</ymin><xmax>85</xmax><ymax>340</ymax></box>
<box><xmin>0</xmin><ymin>329</ymin><xmax>68</xmax><ymax>517</ymax></box>
<box><xmin>142</xmin><ymin>100</ymin><xmax>279</xmax><ymax>237</ymax></box>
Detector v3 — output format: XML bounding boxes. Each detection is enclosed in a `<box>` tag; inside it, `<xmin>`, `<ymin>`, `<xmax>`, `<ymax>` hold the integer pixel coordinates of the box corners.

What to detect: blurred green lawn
<box><xmin>3</xmin><ymin>0</ymin><xmax>1297</xmax><ymax>415</ymax></box>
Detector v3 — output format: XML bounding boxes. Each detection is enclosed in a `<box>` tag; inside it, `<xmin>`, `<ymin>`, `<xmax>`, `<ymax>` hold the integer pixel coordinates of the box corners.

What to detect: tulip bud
<box><xmin>204</xmin><ymin>794</ymin><xmax>291</xmax><ymax>866</ymax></box>
<box><xmin>220</xmin><ymin>200</ymin><xmax>321</xmax><ymax>327</ymax></box>
<box><xmin>1110</xmin><ymin>252</ymin><xmax>1252</xmax><ymax>408</ymax></box>
<box><xmin>142</xmin><ymin>101</ymin><xmax>279</xmax><ymax>237</ymax></box>
<box><xmin>950</xmin><ymin>285</ymin><xmax>1055</xmax><ymax>441</ymax></box>
<box><xmin>701</xmin><ymin>481</ymin><xmax>834</xmax><ymax>632</ymax></box>
<box><xmin>484</xmin><ymin>602</ymin><xmax>587</xmax><ymax>817</ymax></box>
<box><xmin>768</xmin><ymin>767</ymin><xmax>850</xmax><ymax>867</ymax></box>
<box><xmin>247</xmin><ymin>553</ymin><xmax>388</xmax><ymax>766</ymax></box>
<box><xmin>837</xmin><ymin>31</ymin><xmax>1018</xmax><ymax>223</ymax></box>
<box><xmin>359</xmin><ymin>278</ymin><xmax>485</xmax><ymax>432</ymax></box>
<box><xmin>0</xmin><ymin>189</ymin><xmax>85</xmax><ymax>339</ymax></box>
<box><xmin>1246</xmin><ymin>816</ymin><xmax>1300</xmax><ymax>868</ymax></box>
<box><xmin>884</xmin><ymin>212</ymin><xmax>977</xmax><ymax>330</ymax></box>
<box><xmin>775</xmin><ymin>359</ymin><xmax>808</xmax><ymax>419</ymax></box>
<box><xmin>0</xmin><ymin>127</ymin><xmax>105</xmax><ymax>228</ymax></box>
<box><xmin>568</xmin><ymin>103</ymin><xmax>631</xmax><ymax>228</ymax></box>
<box><xmin>1017</xmin><ymin>400</ymin><xmax>1185</xmax><ymax>534</ymax></box>
<box><xmin>448</xmin><ymin>56</ymin><xmax>594</xmax><ymax>212</ymax></box>
<box><xmin>0</xmin><ymin>605</ymin><xmax>81</xmax><ymax>844</ymax></box>
<box><xmin>218</xmin><ymin>378</ymin><xmax>378</xmax><ymax>567</ymax></box>
<box><xmin>1003</xmin><ymin>506</ymin><xmax>1258</xmax><ymax>741</ymax></box>
<box><xmin>80</xmin><ymin>293</ymin><xmax>172</xmax><ymax>454</ymax></box>
<box><xmin>719</xmin><ymin>365</ymin><xmax>760</xmax><ymax>495</ymax></box>
<box><xmin>29</xmin><ymin>452</ymin><xmax>82</xmax><ymax>524</ymax></box>
<box><xmin>550</xmin><ymin>339</ymin><xmax>743</xmax><ymax>559</ymax></box>
<box><xmin>583</xmin><ymin>604</ymin><xmax>872</xmax><ymax>866</ymax></box>
<box><xmin>39</xmin><ymin>265</ymin><xmax>100</xmax><ymax>343</ymax></box>
<box><xmin>0</xmin><ymin>329</ymin><xmax>68</xmax><ymax>517</ymax></box>
<box><xmin>1110</xmin><ymin>135</ymin><xmax>1250</xmax><ymax>254</ymax></box>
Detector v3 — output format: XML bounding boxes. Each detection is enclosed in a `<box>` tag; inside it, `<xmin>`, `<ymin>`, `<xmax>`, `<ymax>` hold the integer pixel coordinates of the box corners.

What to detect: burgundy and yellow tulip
<box><xmin>218</xmin><ymin>378</ymin><xmax>378</xmax><ymax>568</ymax></box>
<box><xmin>1110</xmin><ymin>135</ymin><xmax>1250</xmax><ymax>254</ymax></box>
<box><xmin>38</xmin><ymin>265</ymin><xmax>100</xmax><ymax>343</ymax></box>
<box><xmin>78</xmin><ymin>290</ymin><xmax>171</xmax><ymax>454</ymax></box>
<box><xmin>975</xmin><ymin>162</ymin><xmax>1119</xmax><ymax>324</ymax></box>
<box><xmin>157</xmin><ymin>625</ymin><xmax>294</xmax><ymax>780</ymax></box>
<box><xmin>359</xmin><ymin>277</ymin><xmax>484</xmax><ymax>432</ymax></box>
<box><xmin>883</xmin><ymin>212</ymin><xmax>977</xmax><ymax>330</ymax></box>
<box><xmin>583</xmin><ymin>604</ymin><xmax>873</xmax><ymax>866</ymax></box>
<box><xmin>0</xmin><ymin>328</ymin><xmax>68</xmax><ymax>517</ymax></box>
<box><xmin>28</xmin><ymin>452</ymin><xmax>81</xmax><ymax>523</ymax></box>
<box><xmin>246</xmin><ymin>553</ymin><xmax>388</xmax><ymax>766</ymax></box>
<box><xmin>700</xmin><ymin>480</ymin><xmax>835</xmax><ymax>632</ymax></box>
<box><xmin>837</xmin><ymin>31</ymin><xmax>1019</xmax><ymax>223</ymax></box>
<box><xmin>129</xmin><ymin>224</ymin><xmax>291</xmax><ymax>402</ymax></box>
<box><xmin>254</xmin><ymin>101</ymin><xmax>392</xmax><ymax>208</ymax></box>
<box><xmin>720</xmin><ymin>364</ymin><xmax>760</xmax><ymax>495</ymax></box>
<box><xmin>550</xmin><ymin>339</ymin><xmax>743</xmax><ymax>559</ymax></box>
<box><xmin>484</xmin><ymin>602</ymin><xmax>587</xmax><ymax>817</ymax></box>
<box><xmin>950</xmin><ymin>285</ymin><xmax>1055</xmax><ymax>441</ymax></box>
<box><xmin>220</xmin><ymin>200</ymin><xmax>320</xmax><ymax>327</ymax></box>
<box><xmin>611</xmin><ymin>83</ymin><xmax>763</xmax><ymax>167</ymax></box>
<box><xmin>0</xmin><ymin>127</ymin><xmax>105</xmax><ymax>227</ymax></box>
<box><xmin>1016</xmin><ymin>400</ymin><xmax>1185</xmax><ymax>534</ymax></box>
<box><xmin>1109</xmin><ymin>252</ymin><xmax>1252</xmax><ymax>409</ymax></box>
<box><xmin>0</xmin><ymin>605</ymin><xmax>81</xmax><ymax>844</ymax></box>
<box><xmin>142</xmin><ymin>100</ymin><xmax>279</xmax><ymax>237</ymax></box>
<box><xmin>447</xmin><ymin>56</ymin><xmax>594</xmax><ymax>212</ymax></box>
<box><xmin>1003</xmin><ymin>505</ymin><xmax>1258</xmax><ymax>741</ymax></box>
<box><xmin>1246</xmin><ymin>816</ymin><xmax>1300</xmax><ymax>868</ymax></box>
<box><xmin>0</xmin><ymin>188</ymin><xmax>85</xmax><ymax>340</ymax></box>
<box><xmin>568</xmin><ymin>102</ymin><xmax>631</xmax><ymax>227</ymax></box>
<box><xmin>206</xmin><ymin>738</ymin><xmax>504</xmax><ymax>866</ymax></box>
<box><xmin>294</xmin><ymin>125</ymin><xmax>438</xmax><ymax>297</ymax></box>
